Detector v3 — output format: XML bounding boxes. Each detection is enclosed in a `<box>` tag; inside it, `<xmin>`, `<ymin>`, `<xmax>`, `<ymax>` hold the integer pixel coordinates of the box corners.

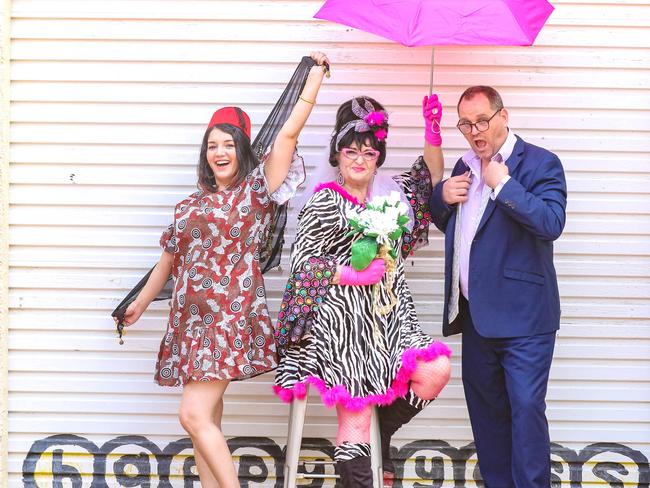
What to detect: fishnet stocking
<box><xmin>336</xmin><ymin>404</ymin><xmax>372</xmax><ymax>445</ymax></box>
<box><xmin>410</xmin><ymin>356</ymin><xmax>451</xmax><ymax>401</ymax></box>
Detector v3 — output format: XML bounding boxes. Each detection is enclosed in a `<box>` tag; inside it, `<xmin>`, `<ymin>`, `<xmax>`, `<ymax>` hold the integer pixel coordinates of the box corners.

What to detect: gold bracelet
<box><xmin>299</xmin><ymin>96</ymin><xmax>315</xmax><ymax>105</ymax></box>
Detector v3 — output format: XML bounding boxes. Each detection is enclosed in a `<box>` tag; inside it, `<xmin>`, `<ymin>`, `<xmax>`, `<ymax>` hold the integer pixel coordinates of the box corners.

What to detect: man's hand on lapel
<box><xmin>484</xmin><ymin>159</ymin><xmax>509</xmax><ymax>189</ymax></box>
<box><xmin>442</xmin><ymin>171</ymin><xmax>472</xmax><ymax>205</ymax></box>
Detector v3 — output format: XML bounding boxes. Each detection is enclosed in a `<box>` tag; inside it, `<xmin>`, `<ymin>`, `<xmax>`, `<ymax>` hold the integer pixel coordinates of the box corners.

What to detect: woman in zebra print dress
<box><xmin>274</xmin><ymin>96</ymin><xmax>452</xmax><ymax>487</ymax></box>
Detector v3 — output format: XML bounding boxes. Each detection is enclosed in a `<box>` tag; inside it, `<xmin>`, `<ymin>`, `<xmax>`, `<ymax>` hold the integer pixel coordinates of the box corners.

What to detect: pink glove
<box><xmin>339</xmin><ymin>258</ymin><xmax>386</xmax><ymax>286</ymax></box>
<box><xmin>423</xmin><ymin>94</ymin><xmax>443</xmax><ymax>146</ymax></box>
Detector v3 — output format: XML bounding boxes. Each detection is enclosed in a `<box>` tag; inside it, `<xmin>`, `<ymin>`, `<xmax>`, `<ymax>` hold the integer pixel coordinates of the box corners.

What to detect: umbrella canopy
<box><xmin>315</xmin><ymin>0</ymin><xmax>554</xmax><ymax>47</ymax></box>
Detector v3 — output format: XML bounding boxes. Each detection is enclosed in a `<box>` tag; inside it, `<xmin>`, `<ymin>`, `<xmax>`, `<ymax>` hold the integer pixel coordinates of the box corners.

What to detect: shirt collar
<box><xmin>498</xmin><ymin>129</ymin><xmax>517</xmax><ymax>163</ymax></box>
<box><xmin>461</xmin><ymin>128</ymin><xmax>517</xmax><ymax>174</ymax></box>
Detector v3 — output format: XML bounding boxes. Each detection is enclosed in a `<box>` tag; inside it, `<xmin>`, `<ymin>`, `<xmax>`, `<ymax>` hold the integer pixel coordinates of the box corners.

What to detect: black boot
<box><xmin>337</xmin><ymin>455</ymin><xmax>374</xmax><ymax>488</ymax></box>
<box><xmin>377</xmin><ymin>397</ymin><xmax>422</xmax><ymax>473</ymax></box>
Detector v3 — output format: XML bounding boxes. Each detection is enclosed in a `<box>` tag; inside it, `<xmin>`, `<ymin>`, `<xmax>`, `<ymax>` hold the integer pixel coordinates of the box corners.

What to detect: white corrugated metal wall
<box><xmin>4</xmin><ymin>0</ymin><xmax>650</xmax><ymax>486</ymax></box>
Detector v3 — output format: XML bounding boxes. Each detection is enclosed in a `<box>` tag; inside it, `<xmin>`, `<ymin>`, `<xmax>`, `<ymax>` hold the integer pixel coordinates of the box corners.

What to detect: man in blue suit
<box><xmin>429</xmin><ymin>86</ymin><xmax>567</xmax><ymax>487</ymax></box>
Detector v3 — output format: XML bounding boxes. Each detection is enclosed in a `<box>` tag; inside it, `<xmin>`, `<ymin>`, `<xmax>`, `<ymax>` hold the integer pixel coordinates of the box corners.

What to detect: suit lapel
<box><xmin>474</xmin><ymin>136</ymin><xmax>525</xmax><ymax>236</ymax></box>
<box><xmin>505</xmin><ymin>135</ymin><xmax>525</xmax><ymax>175</ymax></box>
<box><xmin>451</xmin><ymin>157</ymin><xmax>468</xmax><ymax>178</ymax></box>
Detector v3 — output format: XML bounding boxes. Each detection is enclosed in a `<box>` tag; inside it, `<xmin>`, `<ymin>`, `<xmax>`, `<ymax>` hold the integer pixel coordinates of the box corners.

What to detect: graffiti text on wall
<box><xmin>22</xmin><ymin>435</ymin><xmax>649</xmax><ymax>487</ymax></box>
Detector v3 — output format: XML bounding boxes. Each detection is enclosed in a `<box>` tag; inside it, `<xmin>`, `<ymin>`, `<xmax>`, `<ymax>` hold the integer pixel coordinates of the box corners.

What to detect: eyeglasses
<box><xmin>340</xmin><ymin>148</ymin><xmax>381</xmax><ymax>162</ymax></box>
<box><xmin>456</xmin><ymin>108</ymin><xmax>503</xmax><ymax>135</ymax></box>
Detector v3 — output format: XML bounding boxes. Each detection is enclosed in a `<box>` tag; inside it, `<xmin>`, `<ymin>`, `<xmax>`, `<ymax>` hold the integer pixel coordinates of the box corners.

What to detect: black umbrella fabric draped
<box><xmin>111</xmin><ymin>56</ymin><xmax>317</xmax><ymax>342</ymax></box>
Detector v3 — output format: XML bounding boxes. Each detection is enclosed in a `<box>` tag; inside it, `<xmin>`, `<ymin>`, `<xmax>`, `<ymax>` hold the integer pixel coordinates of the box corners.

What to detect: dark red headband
<box><xmin>207</xmin><ymin>107</ymin><xmax>251</xmax><ymax>139</ymax></box>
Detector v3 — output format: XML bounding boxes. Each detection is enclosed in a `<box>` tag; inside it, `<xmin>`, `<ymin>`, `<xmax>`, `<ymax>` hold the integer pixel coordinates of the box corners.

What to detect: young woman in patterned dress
<box><xmin>117</xmin><ymin>52</ymin><xmax>330</xmax><ymax>488</ymax></box>
<box><xmin>273</xmin><ymin>95</ymin><xmax>452</xmax><ymax>487</ymax></box>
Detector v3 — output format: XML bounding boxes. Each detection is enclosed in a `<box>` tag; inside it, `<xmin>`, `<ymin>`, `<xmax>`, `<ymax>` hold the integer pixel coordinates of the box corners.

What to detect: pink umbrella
<box><xmin>315</xmin><ymin>0</ymin><xmax>554</xmax><ymax>92</ymax></box>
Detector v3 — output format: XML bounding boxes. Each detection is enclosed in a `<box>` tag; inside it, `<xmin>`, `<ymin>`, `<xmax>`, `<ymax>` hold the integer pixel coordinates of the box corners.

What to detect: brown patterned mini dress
<box><xmin>155</xmin><ymin>156</ymin><xmax>303</xmax><ymax>386</ymax></box>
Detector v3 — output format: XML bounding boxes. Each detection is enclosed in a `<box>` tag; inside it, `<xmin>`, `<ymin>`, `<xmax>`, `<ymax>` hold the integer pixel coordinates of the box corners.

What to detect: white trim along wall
<box><xmin>4</xmin><ymin>0</ymin><xmax>650</xmax><ymax>486</ymax></box>
<box><xmin>2</xmin><ymin>1</ymin><xmax>12</xmax><ymax>487</ymax></box>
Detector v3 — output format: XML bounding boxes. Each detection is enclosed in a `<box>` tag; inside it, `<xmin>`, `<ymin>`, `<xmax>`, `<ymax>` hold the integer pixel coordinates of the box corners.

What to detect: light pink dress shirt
<box><xmin>459</xmin><ymin>130</ymin><xmax>517</xmax><ymax>299</ymax></box>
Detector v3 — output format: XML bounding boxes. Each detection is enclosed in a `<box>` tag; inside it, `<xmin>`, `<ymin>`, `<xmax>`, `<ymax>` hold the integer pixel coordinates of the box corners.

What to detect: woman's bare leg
<box><xmin>180</xmin><ymin>380</ymin><xmax>239</xmax><ymax>488</ymax></box>
<box><xmin>193</xmin><ymin>398</ymin><xmax>224</xmax><ymax>488</ymax></box>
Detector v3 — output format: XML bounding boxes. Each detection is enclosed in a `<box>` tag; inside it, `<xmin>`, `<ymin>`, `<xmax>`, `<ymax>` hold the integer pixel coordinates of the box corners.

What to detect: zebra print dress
<box><xmin>273</xmin><ymin>158</ymin><xmax>451</xmax><ymax>410</ymax></box>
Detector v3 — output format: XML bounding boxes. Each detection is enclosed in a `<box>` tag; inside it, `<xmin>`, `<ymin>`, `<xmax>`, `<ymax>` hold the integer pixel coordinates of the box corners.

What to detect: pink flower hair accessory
<box><xmin>374</xmin><ymin>128</ymin><xmax>388</xmax><ymax>141</ymax></box>
<box><xmin>364</xmin><ymin>111</ymin><xmax>386</xmax><ymax>127</ymax></box>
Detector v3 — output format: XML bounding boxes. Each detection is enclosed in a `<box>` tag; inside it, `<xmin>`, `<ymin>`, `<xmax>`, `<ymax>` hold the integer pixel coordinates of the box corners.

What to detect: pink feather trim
<box><xmin>273</xmin><ymin>341</ymin><xmax>452</xmax><ymax>411</ymax></box>
<box><xmin>313</xmin><ymin>181</ymin><xmax>364</xmax><ymax>206</ymax></box>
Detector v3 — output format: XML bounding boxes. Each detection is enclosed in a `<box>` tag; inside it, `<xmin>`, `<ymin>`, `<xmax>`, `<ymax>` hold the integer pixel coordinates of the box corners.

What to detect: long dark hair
<box><xmin>328</xmin><ymin>96</ymin><xmax>388</xmax><ymax>168</ymax></box>
<box><xmin>197</xmin><ymin>123</ymin><xmax>260</xmax><ymax>192</ymax></box>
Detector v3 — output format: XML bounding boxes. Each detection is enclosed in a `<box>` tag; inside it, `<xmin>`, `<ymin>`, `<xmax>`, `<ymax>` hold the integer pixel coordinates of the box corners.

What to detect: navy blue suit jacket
<box><xmin>430</xmin><ymin>135</ymin><xmax>567</xmax><ymax>338</ymax></box>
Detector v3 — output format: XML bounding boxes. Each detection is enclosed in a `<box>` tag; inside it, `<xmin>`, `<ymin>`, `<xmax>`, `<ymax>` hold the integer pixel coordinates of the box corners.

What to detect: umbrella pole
<box><xmin>428</xmin><ymin>46</ymin><xmax>435</xmax><ymax>95</ymax></box>
<box><xmin>428</xmin><ymin>46</ymin><xmax>441</xmax><ymax>134</ymax></box>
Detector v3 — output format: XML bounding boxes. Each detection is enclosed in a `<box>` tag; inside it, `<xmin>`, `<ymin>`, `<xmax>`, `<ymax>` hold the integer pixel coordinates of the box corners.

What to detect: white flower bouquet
<box><xmin>346</xmin><ymin>191</ymin><xmax>410</xmax><ymax>270</ymax></box>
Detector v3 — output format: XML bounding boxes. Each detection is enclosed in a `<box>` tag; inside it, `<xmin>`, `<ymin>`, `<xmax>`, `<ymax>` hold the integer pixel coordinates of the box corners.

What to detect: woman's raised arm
<box><xmin>422</xmin><ymin>94</ymin><xmax>444</xmax><ymax>185</ymax></box>
<box><xmin>264</xmin><ymin>51</ymin><xmax>330</xmax><ymax>194</ymax></box>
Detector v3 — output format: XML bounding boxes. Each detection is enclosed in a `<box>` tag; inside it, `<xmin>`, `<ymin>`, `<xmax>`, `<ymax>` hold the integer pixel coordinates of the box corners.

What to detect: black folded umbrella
<box><xmin>111</xmin><ymin>56</ymin><xmax>320</xmax><ymax>343</ymax></box>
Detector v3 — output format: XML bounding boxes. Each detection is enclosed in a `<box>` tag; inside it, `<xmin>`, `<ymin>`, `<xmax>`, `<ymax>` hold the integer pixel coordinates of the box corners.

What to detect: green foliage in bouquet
<box><xmin>346</xmin><ymin>194</ymin><xmax>411</xmax><ymax>271</ymax></box>
<box><xmin>350</xmin><ymin>236</ymin><xmax>378</xmax><ymax>271</ymax></box>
